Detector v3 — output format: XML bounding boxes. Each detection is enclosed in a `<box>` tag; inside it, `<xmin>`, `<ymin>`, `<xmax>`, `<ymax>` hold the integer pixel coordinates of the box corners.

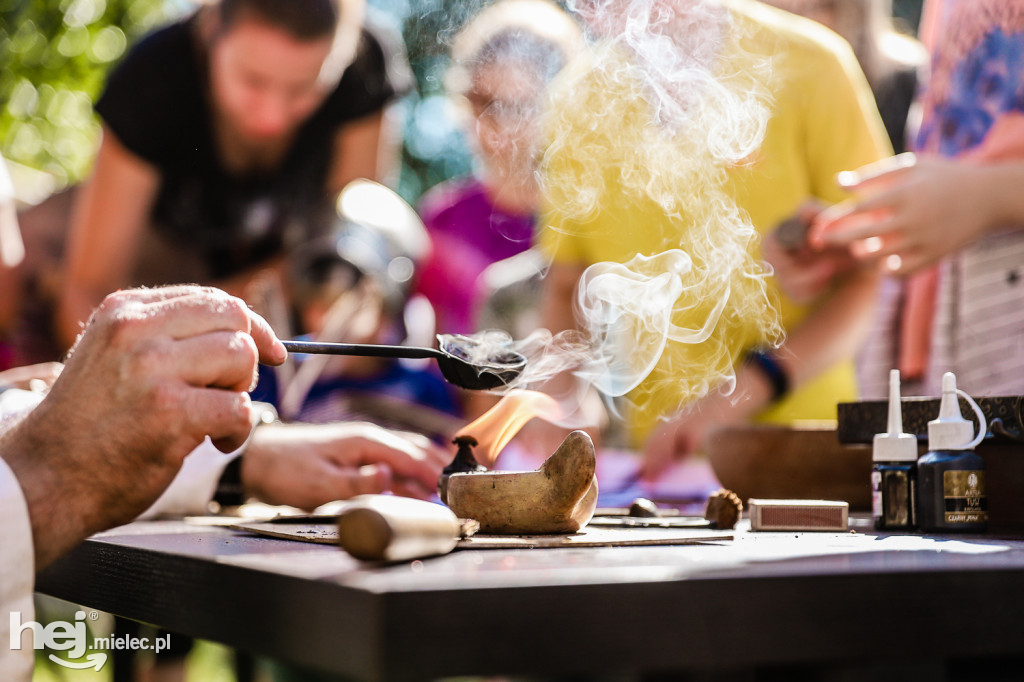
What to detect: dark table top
<box><xmin>35</xmin><ymin>516</ymin><xmax>1024</xmax><ymax>680</ymax></box>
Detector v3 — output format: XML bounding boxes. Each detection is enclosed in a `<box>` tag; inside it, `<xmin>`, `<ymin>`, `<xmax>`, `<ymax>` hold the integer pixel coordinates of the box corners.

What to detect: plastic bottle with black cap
<box><xmin>916</xmin><ymin>372</ymin><xmax>988</xmax><ymax>533</ymax></box>
<box><xmin>872</xmin><ymin>369</ymin><xmax>919</xmax><ymax>530</ymax></box>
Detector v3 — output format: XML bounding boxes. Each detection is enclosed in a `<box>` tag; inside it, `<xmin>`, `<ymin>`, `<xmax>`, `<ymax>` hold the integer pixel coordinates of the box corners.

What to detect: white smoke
<box><xmin>442</xmin><ymin>0</ymin><xmax>782</xmax><ymax>444</ymax></box>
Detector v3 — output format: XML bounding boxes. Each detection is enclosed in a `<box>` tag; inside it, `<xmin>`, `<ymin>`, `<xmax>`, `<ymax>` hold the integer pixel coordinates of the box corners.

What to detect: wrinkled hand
<box><xmin>241</xmin><ymin>422</ymin><xmax>450</xmax><ymax>509</ymax></box>
<box><xmin>764</xmin><ymin>202</ymin><xmax>859</xmax><ymax>304</ymax></box>
<box><xmin>2</xmin><ymin>286</ymin><xmax>286</xmax><ymax>567</ymax></box>
<box><xmin>811</xmin><ymin>154</ymin><xmax>996</xmax><ymax>275</ymax></box>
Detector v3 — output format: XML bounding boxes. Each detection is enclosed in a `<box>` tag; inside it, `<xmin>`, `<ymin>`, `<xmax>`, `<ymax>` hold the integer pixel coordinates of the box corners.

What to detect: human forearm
<box><xmin>0</xmin><ymin>199</ymin><xmax>24</xmax><ymax>333</ymax></box>
<box><xmin>540</xmin><ymin>263</ymin><xmax>586</xmax><ymax>334</ymax></box>
<box><xmin>975</xmin><ymin>162</ymin><xmax>1024</xmax><ymax>230</ymax></box>
<box><xmin>772</xmin><ymin>267</ymin><xmax>880</xmax><ymax>390</ymax></box>
<box><xmin>58</xmin><ymin>130</ymin><xmax>159</xmax><ymax>349</ymax></box>
<box><xmin>328</xmin><ymin>112</ymin><xmax>387</xmax><ymax>192</ymax></box>
<box><xmin>0</xmin><ymin>266</ymin><xmax>19</xmax><ymax>335</ymax></box>
<box><xmin>644</xmin><ymin>269</ymin><xmax>879</xmax><ymax>471</ymax></box>
<box><xmin>1</xmin><ymin>407</ymin><xmax>109</xmax><ymax>569</ymax></box>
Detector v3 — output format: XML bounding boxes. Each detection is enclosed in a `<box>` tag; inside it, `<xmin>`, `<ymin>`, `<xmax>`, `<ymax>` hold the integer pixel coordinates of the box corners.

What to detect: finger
<box><xmin>796</xmin><ymin>199</ymin><xmax>827</xmax><ymax>224</ymax></box>
<box><xmin>883</xmin><ymin>248</ymin><xmax>934</xmax><ymax>276</ymax></box>
<box><xmin>355</xmin><ymin>433</ymin><xmax>445</xmax><ymax>490</ymax></box>
<box><xmin>75</xmin><ymin>288</ymin><xmax>226</xmax><ymax>353</ymax></box>
<box><xmin>150</xmin><ymin>292</ymin><xmax>253</xmax><ymax>339</ymax></box>
<box><xmin>329</xmin><ymin>464</ymin><xmax>392</xmax><ymax>499</ymax></box>
<box><xmin>371</xmin><ymin>446</ymin><xmax>442</xmax><ymax>493</ymax></box>
<box><xmin>855</xmin><ymin>231</ymin><xmax>913</xmax><ymax>262</ymax></box>
<box><xmin>420</xmin><ymin>440</ymin><xmax>453</xmax><ymax>470</ymax></box>
<box><xmin>390</xmin><ymin>476</ymin><xmax>436</xmax><ymax>501</ymax></box>
<box><xmin>100</xmin><ymin>285</ymin><xmax>221</xmax><ymax>306</ymax></box>
<box><xmin>0</xmin><ymin>362</ymin><xmax>64</xmax><ymax>389</ymax></box>
<box><xmin>152</xmin><ymin>291</ymin><xmax>287</xmax><ymax>365</ymax></box>
<box><xmin>92</xmin><ymin>291</ymin><xmax>251</xmax><ymax>349</ymax></box>
<box><xmin>807</xmin><ymin>197</ymin><xmax>858</xmax><ymax>246</ymax></box>
<box><xmin>167</xmin><ymin>330</ymin><xmax>261</xmax><ymax>392</ymax></box>
<box><xmin>837</xmin><ymin>216</ymin><xmax>911</xmax><ymax>259</ymax></box>
<box><xmin>183</xmin><ymin>388</ymin><xmax>254</xmax><ymax>453</ymax></box>
<box><xmin>812</xmin><ymin>203</ymin><xmax>900</xmax><ymax>247</ymax></box>
<box><xmin>246</xmin><ymin>307</ymin><xmax>287</xmax><ymax>366</ymax></box>
<box><xmin>836</xmin><ymin>152</ymin><xmax>917</xmax><ymax>189</ymax></box>
<box><xmin>114</xmin><ymin>292</ymin><xmax>285</xmax><ymax>366</ymax></box>
<box><xmin>816</xmin><ymin>192</ymin><xmax>901</xmax><ymax>232</ymax></box>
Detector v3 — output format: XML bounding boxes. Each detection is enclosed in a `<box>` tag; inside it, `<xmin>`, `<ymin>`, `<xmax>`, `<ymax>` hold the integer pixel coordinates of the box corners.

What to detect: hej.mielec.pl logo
<box><xmin>10</xmin><ymin>609</ymin><xmax>171</xmax><ymax>671</ymax></box>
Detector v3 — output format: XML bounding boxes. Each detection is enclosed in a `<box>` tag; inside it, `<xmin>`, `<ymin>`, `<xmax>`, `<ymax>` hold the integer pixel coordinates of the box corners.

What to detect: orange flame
<box><xmin>455</xmin><ymin>389</ymin><xmax>564</xmax><ymax>467</ymax></box>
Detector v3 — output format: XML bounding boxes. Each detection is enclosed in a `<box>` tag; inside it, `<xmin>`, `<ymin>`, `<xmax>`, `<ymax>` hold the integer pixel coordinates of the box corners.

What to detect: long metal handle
<box><xmin>282</xmin><ymin>339</ymin><xmax>442</xmax><ymax>360</ymax></box>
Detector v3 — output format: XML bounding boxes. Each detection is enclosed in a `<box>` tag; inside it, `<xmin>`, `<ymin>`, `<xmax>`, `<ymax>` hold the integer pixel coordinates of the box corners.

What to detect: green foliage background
<box><xmin>0</xmin><ymin>0</ymin><xmax>174</xmax><ymax>186</ymax></box>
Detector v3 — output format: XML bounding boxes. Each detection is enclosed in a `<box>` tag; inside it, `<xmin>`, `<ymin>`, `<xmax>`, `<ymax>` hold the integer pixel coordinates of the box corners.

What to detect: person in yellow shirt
<box><xmin>538</xmin><ymin>0</ymin><xmax>891</xmax><ymax>475</ymax></box>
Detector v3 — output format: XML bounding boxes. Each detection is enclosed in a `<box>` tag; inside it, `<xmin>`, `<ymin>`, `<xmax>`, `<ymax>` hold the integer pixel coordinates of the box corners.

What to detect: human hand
<box><xmin>640</xmin><ymin>366</ymin><xmax>771</xmax><ymax>480</ymax></box>
<box><xmin>0</xmin><ymin>362</ymin><xmax>63</xmax><ymax>392</ymax></box>
<box><xmin>2</xmin><ymin>286</ymin><xmax>286</xmax><ymax>567</ymax></box>
<box><xmin>242</xmin><ymin>421</ymin><xmax>450</xmax><ymax>509</ymax></box>
<box><xmin>811</xmin><ymin>153</ymin><xmax>998</xmax><ymax>275</ymax></box>
<box><xmin>764</xmin><ymin>201</ymin><xmax>859</xmax><ymax>304</ymax></box>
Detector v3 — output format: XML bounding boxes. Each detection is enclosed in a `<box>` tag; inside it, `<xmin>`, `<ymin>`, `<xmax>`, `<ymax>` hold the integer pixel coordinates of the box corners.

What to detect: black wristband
<box><xmin>746</xmin><ymin>350</ymin><xmax>790</xmax><ymax>403</ymax></box>
<box><xmin>212</xmin><ymin>402</ymin><xmax>279</xmax><ymax>508</ymax></box>
<box><xmin>213</xmin><ymin>455</ymin><xmax>245</xmax><ymax>508</ymax></box>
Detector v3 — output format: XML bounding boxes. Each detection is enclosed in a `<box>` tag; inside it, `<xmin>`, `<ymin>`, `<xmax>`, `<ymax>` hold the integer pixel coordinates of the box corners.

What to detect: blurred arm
<box><xmin>56</xmin><ymin>128</ymin><xmax>159</xmax><ymax>349</ymax></box>
<box><xmin>0</xmin><ymin>194</ymin><xmax>23</xmax><ymax>335</ymax></box>
<box><xmin>327</xmin><ymin>111</ymin><xmax>388</xmax><ymax>192</ymax></box>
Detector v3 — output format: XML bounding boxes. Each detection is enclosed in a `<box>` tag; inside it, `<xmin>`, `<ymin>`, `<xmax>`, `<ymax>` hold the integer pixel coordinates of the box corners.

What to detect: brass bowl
<box><xmin>706</xmin><ymin>424</ymin><xmax>876</xmax><ymax>510</ymax></box>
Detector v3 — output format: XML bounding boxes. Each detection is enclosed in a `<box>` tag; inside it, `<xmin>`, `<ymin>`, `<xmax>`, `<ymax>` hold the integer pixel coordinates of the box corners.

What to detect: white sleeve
<box><xmin>138</xmin><ymin>437</ymin><xmax>240</xmax><ymax>519</ymax></box>
<box><xmin>0</xmin><ymin>458</ymin><xmax>37</xmax><ymax>681</ymax></box>
<box><xmin>0</xmin><ymin>389</ymin><xmax>45</xmax><ymax>430</ymax></box>
<box><xmin>2</xmin><ymin>390</ymin><xmax>240</xmax><ymax>519</ymax></box>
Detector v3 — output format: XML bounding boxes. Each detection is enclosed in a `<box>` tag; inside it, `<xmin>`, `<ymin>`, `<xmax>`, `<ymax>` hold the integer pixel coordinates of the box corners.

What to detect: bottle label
<box><xmin>871</xmin><ymin>470</ymin><xmax>883</xmax><ymax>519</ymax></box>
<box><xmin>942</xmin><ymin>470</ymin><xmax>987</xmax><ymax>524</ymax></box>
<box><xmin>883</xmin><ymin>469</ymin><xmax>912</xmax><ymax>526</ymax></box>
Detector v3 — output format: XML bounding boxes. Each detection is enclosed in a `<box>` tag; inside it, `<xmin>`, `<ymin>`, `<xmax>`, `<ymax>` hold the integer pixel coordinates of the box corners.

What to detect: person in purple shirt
<box><xmin>415</xmin><ymin>0</ymin><xmax>584</xmax><ymax>335</ymax></box>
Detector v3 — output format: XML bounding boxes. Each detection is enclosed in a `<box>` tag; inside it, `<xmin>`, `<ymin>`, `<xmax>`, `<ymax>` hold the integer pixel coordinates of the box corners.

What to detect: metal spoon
<box><xmin>280</xmin><ymin>338</ymin><xmax>526</xmax><ymax>390</ymax></box>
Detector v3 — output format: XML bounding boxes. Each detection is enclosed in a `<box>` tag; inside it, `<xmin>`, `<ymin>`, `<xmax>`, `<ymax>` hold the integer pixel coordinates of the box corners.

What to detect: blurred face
<box><xmin>209</xmin><ymin>17</ymin><xmax>335</xmax><ymax>142</ymax></box>
<box><xmin>466</xmin><ymin>62</ymin><xmax>546</xmax><ymax>184</ymax></box>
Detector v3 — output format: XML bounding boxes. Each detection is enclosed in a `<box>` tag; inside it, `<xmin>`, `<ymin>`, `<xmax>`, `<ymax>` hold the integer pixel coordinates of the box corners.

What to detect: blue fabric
<box><xmin>251</xmin><ymin>359</ymin><xmax>461</xmax><ymax>424</ymax></box>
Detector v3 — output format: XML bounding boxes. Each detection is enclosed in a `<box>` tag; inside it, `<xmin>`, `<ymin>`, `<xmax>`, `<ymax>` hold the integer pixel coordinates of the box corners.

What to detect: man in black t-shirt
<box><xmin>56</xmin><ymin>0</ymin><xmax>411</xmax><ymax>350</ymax></box>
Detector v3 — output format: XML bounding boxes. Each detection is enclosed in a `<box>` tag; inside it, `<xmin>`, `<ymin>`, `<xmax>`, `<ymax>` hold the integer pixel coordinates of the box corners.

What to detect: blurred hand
<box><xmin>0</xmin><ymin>362</ymin><xmax>63</xmax><ymax>392</ymax></box>
<box><xmin>640</xmin><ymin>366</ymin><xmax>771</xmax><ymax>480</ymax></box>
<box><xmin>811</xmin><ymin>153</ymin><xmax>998</xmax><ymax>275</ymax></box>
<box><xmin>242</xmin><ymin>422</ymin><xmax>450</xmax><ymax>509</ymax></box>
<box><xmin>764</xmin><ymin>201</ymin><xmax>859</xmax><ymax>304</ymax></box>
<box><xmin>3</xmin><ymin>285</ymin><xmax>286</xmax><ymax>567</ymax></box>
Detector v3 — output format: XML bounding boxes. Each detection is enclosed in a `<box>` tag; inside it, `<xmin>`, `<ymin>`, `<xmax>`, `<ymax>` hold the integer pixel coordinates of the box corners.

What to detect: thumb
<box><xmin>334</xmin><ymin>464</ymin><xmax>393</xmax><ymax>498</ymax></box>
<box><xmin>836</xmin><ymin>152</ymin><xmax>916</xmax><ymax>191</ymax></box>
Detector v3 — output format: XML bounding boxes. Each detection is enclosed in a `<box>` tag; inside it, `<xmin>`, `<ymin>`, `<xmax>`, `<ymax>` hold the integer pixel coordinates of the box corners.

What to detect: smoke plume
<box><xmin>444</xmin><ymin>0</ymin><xmax>783</xmax><ymax>443</ymax></box>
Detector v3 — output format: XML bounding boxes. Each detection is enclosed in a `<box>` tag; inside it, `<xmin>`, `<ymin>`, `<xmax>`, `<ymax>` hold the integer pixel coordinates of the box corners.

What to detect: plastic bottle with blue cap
<box><xmin>872</xmin><ymin>369</ymin><xmax>919</xmax><ymax>530</ymax></box>
<box><xmin>916</xmin><ymin>372</ymin><xmax>988</xmax><ymax>533</ymax></box>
